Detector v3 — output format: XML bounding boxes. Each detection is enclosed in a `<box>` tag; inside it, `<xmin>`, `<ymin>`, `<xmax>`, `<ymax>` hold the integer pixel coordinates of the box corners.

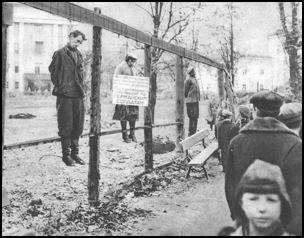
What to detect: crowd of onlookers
<box><xmin>184</xmin><ymin>66</ymin><xmax>301</xmax><ymax>236</ymax></box>
<box><xmin>212</xmin><ymin>90</ymin><xmax>302</xmax><ymax>236</ymax></box>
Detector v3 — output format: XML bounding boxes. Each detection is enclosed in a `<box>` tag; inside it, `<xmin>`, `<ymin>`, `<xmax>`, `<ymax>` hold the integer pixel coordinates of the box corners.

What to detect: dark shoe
<box><xmin>122</xmin><ymin>130</ymin><xmax>131</xmax><ymax>143</ymax></box>
<box><xmin>61</xmin><ymin>138</ymin><xmax>74</xmax><ymax>166</ymax></box>
<box><xmin>129</xmin><ymin>131</ymin><xmax>137</xmax><ymax>143</ymax></box>
<box><xmin>63</xmin><ymin>155</ymin><xmax>75</xmax><ymax>166</ymax></box>
<box><xmin>71</xmin><ymin>138</ymin><xmax>85</xmax><ymax>164</ymax></box>
<box><xmin>72</xmin><ymin>155</ymin><xmax>85</xmax><ymax>165</ymax></box>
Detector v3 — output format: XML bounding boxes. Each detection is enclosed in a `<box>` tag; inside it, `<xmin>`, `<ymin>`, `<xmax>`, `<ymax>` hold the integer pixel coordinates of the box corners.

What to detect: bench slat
<box><xmin>188</xmin><ymin>141</ymin><xmax>219</xmax><ymax>165</ymax></box>
<box><xmin>180</xmin><ymin>128</ymin><xmax>210</xmax><ymax>151</ymax></box>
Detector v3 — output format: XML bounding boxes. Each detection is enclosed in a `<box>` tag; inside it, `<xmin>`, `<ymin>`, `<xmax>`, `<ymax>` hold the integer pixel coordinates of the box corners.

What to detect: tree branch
<box><xmin>134</xmin><ymin>3</ymin><xmax>153</xmax><ymax>17</ymax></box>
<box><xmin>278</xmin><ymin>2</ymin><xmax>290</xmax><ymax>40</ymax></box>
<box><xmin>150</xmin><ymin>2</ymin><xmax>155</xmax><ymax>17</ymax></box>
<box><xmin>161</xmin><ymin>2</ymin><xmax>173</xmax><ymax>39</ymax></box>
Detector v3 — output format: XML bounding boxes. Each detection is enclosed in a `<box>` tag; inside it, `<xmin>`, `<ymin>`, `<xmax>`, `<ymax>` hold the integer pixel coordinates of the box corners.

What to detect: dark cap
<box><xmin>278</xmin><ymin>102</ymin><xmax>302</xmax><ymax>126</ymax></box>
<box><xmin>250</xmin><ymin>90</ymin><xmax>284</xmax><ymax>115</ymax></box>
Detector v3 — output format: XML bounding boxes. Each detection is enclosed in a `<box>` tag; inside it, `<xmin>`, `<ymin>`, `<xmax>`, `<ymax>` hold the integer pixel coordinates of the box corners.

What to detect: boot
<box><xmin>61</xmin><ymin>138</ymin><xmax>75</xmax><ymax>166</ymax></box>
<box><xmin>122</xmin><ymin>130</ymin><xmax>131</xmax><ymax>143</ymax></box>
<box><xmin>129</xmin><ymin>121</ymin><xmax>137</xmax><ymax>142</ymax></box>
<box><xmin>71</xmin><ymin>138</ymin><xmax>85</xmax><ymax>165</ymax></box>
<box><xmin>121</xmin><ymin>121</ymin><xmax>131</xmax><ymax>143</ymax></box>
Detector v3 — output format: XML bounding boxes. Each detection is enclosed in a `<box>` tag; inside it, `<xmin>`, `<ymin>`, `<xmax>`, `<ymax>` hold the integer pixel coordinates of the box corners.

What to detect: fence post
<box><xmin>88</xmin><ymin>7</ymin><xmax>102</xmax><ymax>204</ymax></box>
<box><xmin>175</xmin><ymin>55</ymin><xmax>184</xmax><ymax>150</ymax></box>
<box><xmin>144</xmin><ymin>44</ymin><xmax>153</xmax><ymax>172</ymax></box>
<box><xmin>2</xmin><ymin>2</ymin><xmax>13</xmax><ymax>207</ymax></box>
<box><xmin>218</xmin><ymin>69</ymin><xmax>225</xmax><ymax>102</ymax></box>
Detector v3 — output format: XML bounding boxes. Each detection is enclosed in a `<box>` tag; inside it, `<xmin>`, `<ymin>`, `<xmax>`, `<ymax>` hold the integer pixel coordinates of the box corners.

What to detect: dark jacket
<box><xmin>225</xmin><ymin>117</ymin><xmax>302</xmax><ymax>235</ymax></box>
<box><xmin>215</xmin><ymin>119</ymin><xmax>234</xmax><ymax>168</ymax></box>
<box><xmin>228</xmin><ymin>118</ymin><xmax>250</xmax><ymax>142</ymax></box>
<box><xmin>49</xmin><ymin>46</ymin><xmax>85</xmax><ymax>97</ymax></box>
<box><xmin>184</xmin><ymin>76</ymin><xmax>200</xmax><ymax>103</ymax></box>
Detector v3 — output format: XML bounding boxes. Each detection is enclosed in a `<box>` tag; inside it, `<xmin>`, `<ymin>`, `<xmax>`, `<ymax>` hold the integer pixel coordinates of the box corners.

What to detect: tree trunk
<box><xmin>288</xmin><ymin>47</ymin><xmax>300</xmax><ymax>96</ymax></box>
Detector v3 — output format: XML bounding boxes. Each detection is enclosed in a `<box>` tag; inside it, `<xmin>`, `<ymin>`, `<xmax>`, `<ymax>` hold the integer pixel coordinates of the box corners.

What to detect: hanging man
<box><xmin>113</xmin><ymin>53</ymin><xmax>139</xmax><ymax>143</ymax></box>
<box><xmin>49</xmin><ymin>30</ymin><xmax>86</xmax><ymax>166</ymax></box>
<box><xmin>184</xmin><ymin>66</ymin><xmax>200</xmax><ymax>136</ymax></box>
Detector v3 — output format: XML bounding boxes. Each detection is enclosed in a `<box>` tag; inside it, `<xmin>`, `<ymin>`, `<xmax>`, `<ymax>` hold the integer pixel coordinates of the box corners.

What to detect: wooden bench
<box><xmin>180</xmin><ymin>128</ymin><xmax>219</xmax><ymax>179</ymax></box>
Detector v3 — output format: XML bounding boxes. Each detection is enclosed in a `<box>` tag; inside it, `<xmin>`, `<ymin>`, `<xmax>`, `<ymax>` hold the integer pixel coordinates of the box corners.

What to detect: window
<box><xmin>35</xmin><ymin>63</ymin><xmax>42</xmax><ymax>74</ymax></box>
<box><xmin>15</xmin><ymin>81</ymin><xmax>19</xmax><ymax>89</ymax></box>
<box><xmin>243</xmin><ymin>69</ymin><xmax>247</xmax><ymax>75</ymax></box>
<box><xmin>35</xmin><ymin>66</ymin><xmax>40</xmax><ymax>74</ymax></box>
<box><xmin>260</xmin><ymin>69</ymin><xmax>264</xmax><ymax>75</ymax></box>
<box><xmin>260</xmin><ymin>84</ymin><xmax>264</xmax><ymax>90</ymax></box>
<box><xmin>242</xmin><ymin>84</ymin><xmax>246</xmax><ymax>90</ymax></box>
<box><xmin>14</xmin><ymin>42</ymin><xmax>19</xmax><ymax>54</ymax></box>
<box><xmin>15</xmin><ymin>65</ymin><xmax>19</xmax><ymax>73</ymax></box>
<box><xmin>35</xmin><ymin>41</ymin><xmax>44</xmax><ymax>54</ymax></box>
<box><xmin>34</xmin><ymin>24</ymin><xmax>43</xmax><ymax>34</ymax></box>
<box><xmin>6</xmin><ymin>81</ymin><xmax>9</xmax><ymax>89</ymax></box>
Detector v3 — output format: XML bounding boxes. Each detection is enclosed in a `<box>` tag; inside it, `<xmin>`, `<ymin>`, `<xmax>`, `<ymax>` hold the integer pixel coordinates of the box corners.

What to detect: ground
<box><xmin>2</xmin><ymin>94</ymin><xmax>233</xmax><ymax>236</ymax></box>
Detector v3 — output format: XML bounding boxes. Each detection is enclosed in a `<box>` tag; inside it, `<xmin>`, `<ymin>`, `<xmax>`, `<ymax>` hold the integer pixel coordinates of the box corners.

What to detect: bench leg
<box><xmin>202</xmin><ymin>165</ymin><xmax>209</xmax><ymax>180</ymax></box>
<box><xmin>185</xmin><ymin>154</ymin><xmax>192</xmax><ymax>163</ymax></box>
<box><xmin>186</xmin><ymin>166</ymin><xmax>192</xmax><ymax>178</ymax></box>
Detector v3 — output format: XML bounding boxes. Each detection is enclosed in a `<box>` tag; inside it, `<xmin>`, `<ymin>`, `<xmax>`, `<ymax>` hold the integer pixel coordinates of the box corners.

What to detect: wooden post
<box><xmin>88</xmin><ymin>7</ymin><xmax>102</xmax><ymax>204</ymax></box>
<box><xmin>175</xmin><ymin>55</ymin><xmax>184</xmax><ymax>150</ymax></box>
<box><xmin>2</xmin><ymin>2</ymin><xmax>13</xmax><ymax>207</ymax></box>
<box><xmin>217</xmin><ymin>69</ymin><xmax>225</xmax><ymax>102</ymax></box>
<box><xmin>144</xmin><ymin>44</ymin><xmax>153</xmax><ymax>172</ymax></box>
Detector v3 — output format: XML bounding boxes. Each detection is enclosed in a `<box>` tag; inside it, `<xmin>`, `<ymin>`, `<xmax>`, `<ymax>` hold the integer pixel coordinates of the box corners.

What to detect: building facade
<box><xmin>6</xmin><ymin>3</ymin><xmax>73</xmax><ymax>93</ymax></box>
<box><xmin>197</xmin><ymin>33</ymin><xmax>290</xmax><ymax>95</ymax></box>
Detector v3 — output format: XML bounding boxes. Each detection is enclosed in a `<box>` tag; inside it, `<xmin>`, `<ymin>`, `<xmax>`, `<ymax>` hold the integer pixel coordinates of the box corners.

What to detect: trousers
<box><xmin>56</xmin><ymin>96</ymin><xmax>85</xmax><ymax>138</ymax></box>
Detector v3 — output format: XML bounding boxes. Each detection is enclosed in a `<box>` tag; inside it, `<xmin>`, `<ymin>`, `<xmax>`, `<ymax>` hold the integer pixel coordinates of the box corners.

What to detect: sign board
<box><xmin>112</xmin><ymin>74</ymin><xmax>150</xmax><ymax>106</ymax></box>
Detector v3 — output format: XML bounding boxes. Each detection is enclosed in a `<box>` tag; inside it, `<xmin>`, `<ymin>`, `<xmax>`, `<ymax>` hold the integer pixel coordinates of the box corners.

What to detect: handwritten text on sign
<box><xmin>112</xmin><ymin>75</ymin><xmax>150</xmax><ymax>106</ymax></box>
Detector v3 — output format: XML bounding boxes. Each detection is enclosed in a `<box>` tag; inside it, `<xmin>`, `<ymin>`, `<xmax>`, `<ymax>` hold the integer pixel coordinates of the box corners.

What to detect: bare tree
<box><xmin>278</xmin><ymin>2</ymin><xmax>302</xmax><ymax>99</ymax></box>
<box><xmin>134</xmin><ymin>2</ymin><xmax>204</xmax><ymax>123</ymax></box>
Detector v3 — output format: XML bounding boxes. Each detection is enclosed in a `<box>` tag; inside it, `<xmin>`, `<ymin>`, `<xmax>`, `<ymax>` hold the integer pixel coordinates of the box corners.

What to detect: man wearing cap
<box><xmin>215</xmin><ymin>109</ymin><xmax>233</xmax><ymax>172</ymax></box>
<box><xmin>113</xmin><ymin>53</ymin><xmax>139</xmax><ymax>143</ymax></box>
<box><xmin>278</xmin><ymin>102</ymin><xmax>302</xmax><ymax>137</ymax></box>
<box><xmin>49</xmin><ymin>30</ymin><xmax>87</xmax><ymax>166</ymax></box>
<box><xmin>225</xmin><ymin>90</ymin><xmax>302</xmax><ymax>235</ymax></box>
<box><xmin>228</xmin><ymin>104</ymin><xmax>252</xmax><ymax>141</ymax></box>
<box><xmin>184</xmin><ymin>66</ymin><xmax>200</xmax><ymax>136</ymax></box>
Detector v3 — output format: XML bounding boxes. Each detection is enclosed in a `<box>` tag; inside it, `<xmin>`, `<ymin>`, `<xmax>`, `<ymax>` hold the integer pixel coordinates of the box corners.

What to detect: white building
<box><xmin>197</xmin><ymin>33</ymin><xmax>290</xmax><ymax>94</ymax></box>
<box><xmin>235</xmin><ymin>54</ymin><xmax>274</xmax><ymax>92</ymax></box>
<box><xmin>6</xmin><ymin>3</ymin><xmax>146</xmax><ymax>94</ymax></box>
<box><xmin>6</xmin><ymin>3</ymin><xmax>75</xmax><ymax>93</ymax></box>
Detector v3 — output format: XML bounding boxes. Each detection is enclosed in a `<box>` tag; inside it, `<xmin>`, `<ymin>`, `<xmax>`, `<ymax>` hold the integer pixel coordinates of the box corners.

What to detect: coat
<box><xmin>215</xmin><ymin>119</ymin><xmax>234</xmax><ymax>169</ymax></box>
<box><xmin>184</xmin><ymin>76</ymin><xmax>200</xmax><ymax>103</ymax></box>
<box><xmin>49</xmin><ymin>46</ymin><xmax>85</xmax><ymax>98</ymax></box>
<box><xmin>225</xmin><ymin>117</ymin><xmax>302</xmax><ymax>236</ymax></box>
<box><xmin>112</xmin><ymin>61</ymin><xmax>139</xmax><ymax>121</ymax></box>
<box><xmin>228</xmin><ymin>118</ymin><xmax>250</xmax><ymax>142</ymax></box>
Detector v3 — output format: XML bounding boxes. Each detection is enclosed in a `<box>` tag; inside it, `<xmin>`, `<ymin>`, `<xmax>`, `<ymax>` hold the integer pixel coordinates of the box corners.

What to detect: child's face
<box><xmin>241</xmin><ymin>193</ymin><xmax>281</xmax><ymax>231</ymax></box>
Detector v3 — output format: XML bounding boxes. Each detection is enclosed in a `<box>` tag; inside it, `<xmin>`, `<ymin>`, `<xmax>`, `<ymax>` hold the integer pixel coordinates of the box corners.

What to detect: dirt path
<box><xmin>118</xmin><ymin>159</ymin><xmax>234</xmax><ymax>236</ymax></box>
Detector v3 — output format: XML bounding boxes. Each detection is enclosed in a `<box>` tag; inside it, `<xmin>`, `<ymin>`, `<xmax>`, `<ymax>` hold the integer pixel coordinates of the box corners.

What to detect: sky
<box><xmin>70</xmin><ymin>2</ymin><xmax>302</xmax><ymax>57</ymax></box>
